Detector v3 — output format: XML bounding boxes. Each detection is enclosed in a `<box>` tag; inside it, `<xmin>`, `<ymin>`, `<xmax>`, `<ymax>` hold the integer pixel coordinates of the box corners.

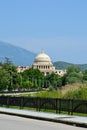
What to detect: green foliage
<box><xmin>63</xmin><ymin>86</ymin><xmax>87</xmax><ymax>99</ymax></box>
<box><xmin>22</xmin><ymin>80</ymin><xmax>33</xmax><ymax>89</ymax></box>
<box><xmin>65</xmin><ymin>66</ymin><xmax>83</xmax><ymax>84</ymax></box>
<box><xmin>45</xmin><ymin>72</ymin><xmax>63</xmax><ymax>89</ymax></box>
<box><xmin>67</xmin><ymin>66</ymin><xmax>80</xmax><ymax>74</ymax></box>
<box><xmin>4</xmin><ymin>57</ymin><xmax>13</xmax><ymax>66</ymax></box>
<box><xmin>66</xmin><ymin>72</ymin><xmax>83</xmax><ymax>84</ymax></box>
<box><xmin>83</xmin><ymin>70</ymin><xmax>87</xmax><ymax>80</ymax></box>
<box><xmin>1</xmin><ymin>57</ymin><xmax>87</xmax><ymax>95</ymax></box>
<box><xmin>0</xmin><ymin>59</ymin><xmax>19</xmax><ymax>91</ymax></box>
<box><xmin>0</xmin><ymin>69</ymin><xmax>10</xmax><ymax>90</ymax></box>
<box><xmin>32</xmin><ymin>90</ymin><xmax>62</xmax><ymax>98</ymax></box>
<box><xmin>23</xmin><ymin>68</ymin><xmax>44</xmax><ymax>79</ymax></box>
<box><xmin>22</xmin><ymin>68</ymin><xmax>44</xmax><ymax>89</ymax></box>
<box><xmin>26</xmin><ymin>84</ymin><xmax>87</xmax><ymax>100</ymax></box>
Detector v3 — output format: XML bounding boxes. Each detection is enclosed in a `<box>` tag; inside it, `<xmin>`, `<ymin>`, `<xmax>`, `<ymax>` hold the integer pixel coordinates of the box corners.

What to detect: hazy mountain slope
<box><xmin>0</xmin><ymin>41</ymin><xmax>87</xmax><ymax>70</ymax></box>
<box><xmin>53</xmin><ymin>61</ymin><xmax>87</xmax><ymax>71</ymax></box>
<box><xmin>0</xmin><ymin>41</ymin><xmax>36</xmax><ymax>66</ymax></box>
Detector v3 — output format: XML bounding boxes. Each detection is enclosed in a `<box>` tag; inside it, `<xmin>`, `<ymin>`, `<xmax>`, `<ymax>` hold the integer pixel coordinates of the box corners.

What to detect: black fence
<box><xmin>0</xmin><ymin>96</ymin><xmax>87</xmax><ymax>115</ymax></box>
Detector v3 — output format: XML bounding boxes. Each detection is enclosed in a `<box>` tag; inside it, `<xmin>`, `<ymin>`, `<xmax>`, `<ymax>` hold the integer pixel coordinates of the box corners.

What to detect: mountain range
<box><xmin>53</xmin><ymin>61</ymin><xmax>87</xmax><ymax>71</ymax></box>
<box><xmin>0</xmin><ymin>41</ymin><xmax>36</xmax><ymax>66</ymax></box>
<box><xmin>0</xmin><ymin>41</ymin><xmax>87</xmax><ymax>70</ymax></box>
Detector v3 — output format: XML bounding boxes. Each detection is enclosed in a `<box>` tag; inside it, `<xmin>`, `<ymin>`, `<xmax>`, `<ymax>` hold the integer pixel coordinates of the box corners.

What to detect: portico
<box><xmin>33</xmin><ymin>51</ymin><xmax>57</xmax><ymax>76</ymax></box>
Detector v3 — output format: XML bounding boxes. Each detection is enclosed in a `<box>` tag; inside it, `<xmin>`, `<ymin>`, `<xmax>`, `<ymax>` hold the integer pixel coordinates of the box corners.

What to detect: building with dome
<box><xmin>32</xmin><ymin>51</ymin><xmax>55</xmax><ymax>76</ymax></box>
<box><xmin>17</xmin><ymin>51</ymin><xmax>66</xmax><ymax>76</ymax></box>
<box><xmin>32</xmin><ymin>51</ymin><xmax>66</xmax><ymax>76</ymax></box>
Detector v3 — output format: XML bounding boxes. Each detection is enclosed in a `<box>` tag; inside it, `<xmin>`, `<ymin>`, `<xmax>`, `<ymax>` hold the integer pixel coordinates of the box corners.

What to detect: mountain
<box><xmin>53</xmin><ymin>61</ymin><xmax>87</xmax><ymax>71</ymax></box>
<box><xmin>0</xmin><ymin>41</ymin><xmax>87</xmax><ymax>70</ymax></box>
<box><xmin>0</xmin><ymin>41</ymin><xmax>36</xmax><ymax>66</ymax></box>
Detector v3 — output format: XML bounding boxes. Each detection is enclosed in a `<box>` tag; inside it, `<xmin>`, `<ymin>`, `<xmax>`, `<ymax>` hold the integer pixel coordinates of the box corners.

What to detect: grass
<box><xmin>31</xmin><ymin>90</ymin><xmax>62</xmax><ymax>98</ymax></box>
<box><xmin>62</xmin><ymin>84</ymin><xmax>87</xmax><ymax>99</ymax></box>
<box><xmin>22</xmin><ymin>83</ymin><xmax>87</xmax><ymax>100</ymax></box>
<box><xmin>1</xmin><ymin>83</ymin><xmax>87</xmax><ymax>117</ymax></box>
<box><xmin>2</xmin><ymin>83</ymin><xmax>87</xmax><ymax>100</ymax></box>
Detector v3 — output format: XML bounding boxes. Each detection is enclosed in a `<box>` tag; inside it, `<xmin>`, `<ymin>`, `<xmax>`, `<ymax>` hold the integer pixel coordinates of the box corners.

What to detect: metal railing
<box><xmin>0</xmin><ymin>96</ymin><xmax>87</xmax><ymax>115</ymax></box>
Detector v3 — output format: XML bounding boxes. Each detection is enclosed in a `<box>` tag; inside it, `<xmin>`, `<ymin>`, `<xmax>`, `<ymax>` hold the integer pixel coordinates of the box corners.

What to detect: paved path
<box><xmin>0</xmin><ymin>107</ymin><xmax>87</xmax><ymax>128</ymax></box>
<box><xmin>0</xmin><ymin>114</ymin><xmax>86</xmax><ymax>130</ymax></box>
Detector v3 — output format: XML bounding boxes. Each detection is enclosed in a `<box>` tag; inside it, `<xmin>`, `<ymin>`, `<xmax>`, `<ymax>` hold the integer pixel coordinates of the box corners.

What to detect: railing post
<box><xmin>56</xmin><ymin>98</ymin><xmax>58</xmax><ymax>113</ymax></box>
<box><xmin>36</xmin><ymin>97</ymin><xmax>39</xmax><ymax>111</ymax></box>
<box><xmin>7</xmin><ymin>96</ymin><xmax>10</xmax><ymax>108</ymax></box>
<box><xmin>67</xmin><ymin>99</ymin><xmax>70</xmax><ymax>115</ymax></box>
<box><xmin>35</xmin><ymin>97</ymin><xmax>40</xmax><ymax>112</ymax></box>
<box><xmin>71</xmin><ymin>99</ymin><xmax>74</xmax><ymax>115</ymax></box>
<box><xmin>59</xmin><ymin>98</ymin><xmax>61</xmax><ymax>114</ymax></box>
<box><xmin>20</xmin><ymin>97</ymin><xmax>23</xmax><ymax>109</ymax></box>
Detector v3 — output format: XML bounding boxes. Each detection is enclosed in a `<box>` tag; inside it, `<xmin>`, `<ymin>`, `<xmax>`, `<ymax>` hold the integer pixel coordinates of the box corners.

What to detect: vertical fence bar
<box><xmin>68</xmin><ymin>99</ymin><xmax>70</xmax><ymax>115</ymax></box>
<box><xmin>20</xmin><ymin>97</ymin><xmax>23</xmax><ymax>109</ymax></box>
<box><xmin>59</xmin><ymin>98</ymin><xmax>61</xmax><ymax>114</ymax></box>
<box><xmin>36</xmin><ymin>97</ymin><xmax>39</xmax><ymax>111</ymax></box>
<box><xmin>56</xmin><ymin>98</ymin><xmax>58</xmax><ymax>113</ymax></box>
<box><xmin>38</xmin><ymin>97</ymin><xmax>40</xmax><ymax>111</ymax></box>
<box><xmin>7</xmin><ymin>96</ymin><xmax>10</xmax><ymax>108</ymax></box>
<box><xmin>71</xmin><ymin>99</ymin><xmax>74</xmax><ymax>115</ymax></box>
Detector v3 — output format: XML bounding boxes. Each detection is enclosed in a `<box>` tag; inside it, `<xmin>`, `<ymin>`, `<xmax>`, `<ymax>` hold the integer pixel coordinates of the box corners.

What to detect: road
<box><xmin>0</xmin><ymin>114</ymin><xmax>86</xmax><ymax>130</ymax></box>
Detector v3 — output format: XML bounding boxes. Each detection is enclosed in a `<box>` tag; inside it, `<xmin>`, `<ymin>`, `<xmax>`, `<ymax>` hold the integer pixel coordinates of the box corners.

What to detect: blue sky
<box><xmin>0</xmin><ymin>0</ymin><xmax>87</xmax><ymax>63</ymax></box>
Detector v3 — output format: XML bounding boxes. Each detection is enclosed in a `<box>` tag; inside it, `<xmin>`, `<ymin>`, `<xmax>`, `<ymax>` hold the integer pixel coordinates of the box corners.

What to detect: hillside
<box><xmin>53</xmin><ymin>61</ymin><xmax>87</xmax><ymax>71</ymax></box>
<box><xmin>0</xmin><ymin>41</ymin><xmax>87</xmax><ymax>70</ymax></box>
<box><xmin>0</xmin><ymin>41</ymin><xmax>36</xmax><ymax>66</ymax></box>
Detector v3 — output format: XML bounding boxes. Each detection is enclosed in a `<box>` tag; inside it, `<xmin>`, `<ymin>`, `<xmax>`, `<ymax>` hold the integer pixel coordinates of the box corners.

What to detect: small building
<box><xmin>17</xmin><ymin>66</ymin><xmax>31</xmax><ymax>73</ymax></box>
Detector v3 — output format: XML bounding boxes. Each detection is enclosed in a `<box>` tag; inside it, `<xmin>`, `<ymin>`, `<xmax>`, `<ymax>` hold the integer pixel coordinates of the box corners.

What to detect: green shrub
<box><xmin>63</xmin><ymin>86</ymin><xmax>87</xmax><ymax>99</ymax></box>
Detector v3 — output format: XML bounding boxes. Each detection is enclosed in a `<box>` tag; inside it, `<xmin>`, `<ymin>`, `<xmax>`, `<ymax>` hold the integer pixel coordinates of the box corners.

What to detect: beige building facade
<box><xmin>32</xmin><ymin>51</ymin><xmax>66</xmax><ymax>76</ymax></box>
<box><xmin>17</xmin><ymin>51</ymin><xmax>66</xmax><ymax>76</ymax></box>
<box><xmin>17</xmin><ymin>66</ymin><xmax>31</xmax><ymax>73</ymax></box>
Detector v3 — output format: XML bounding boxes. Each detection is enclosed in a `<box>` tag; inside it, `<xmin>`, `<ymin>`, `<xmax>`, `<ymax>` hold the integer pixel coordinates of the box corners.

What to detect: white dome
<box><xmin>34</xmin><ymin>51</ymin><xmax>51</xmax><ymax>62</ymax></box>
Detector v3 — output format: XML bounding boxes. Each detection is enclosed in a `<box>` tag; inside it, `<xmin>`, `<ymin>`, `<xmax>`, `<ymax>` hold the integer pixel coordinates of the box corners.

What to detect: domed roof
<box><xmin>34</xmin><ymin>51</ymin><xmax>51</xmax><ymax>62</ymax></box>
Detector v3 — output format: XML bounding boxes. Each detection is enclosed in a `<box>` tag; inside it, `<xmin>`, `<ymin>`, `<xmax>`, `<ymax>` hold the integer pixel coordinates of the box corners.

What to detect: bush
<box><xmin>63</xmin><ymin>86</ymin><xmax>87</xmax><ymax>99</ymax></box>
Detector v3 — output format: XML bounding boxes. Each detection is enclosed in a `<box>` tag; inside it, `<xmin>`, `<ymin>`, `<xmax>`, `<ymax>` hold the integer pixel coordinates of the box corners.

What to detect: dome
<box><xmin>34</xmin><ymin>51</ymin><xmax>51</xmax><ymax>62</ymax></box>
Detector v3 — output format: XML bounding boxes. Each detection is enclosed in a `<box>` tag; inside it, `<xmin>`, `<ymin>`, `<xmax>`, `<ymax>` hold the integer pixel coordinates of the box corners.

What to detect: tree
<box><xmin>4</xmin><ymin>57</ymin><xmax>13</xmax><ymax>65</ymax></box>
<box><xmin>0</xmin><ymin>59</ymin><xmax>20</xmax><ymax>91</ymax></box>
<box><xmin>22</xmin><ymin>68</ymin><xmax>44</xmax><ymax>89</ymax></box>
<box><xmin>0</xmin><ymin>69</ymin><xmax>10</xmax><ymax>91</ymax></box>
<box><xmin>45</xmin><ymin>72</ymin><xmax>63</xmax><ymax>89</ymax></box>
<box><xmin>83</xmin><ymin>70</ymin><xmax>87</xmax><ymax>81</ymax></box>
<box><xmin>65</xmin><ymin>66</ymin><xmax>83</xmax><ymax>84</ymax></box>
<box><xmin>67</xmin><ymin>66</ymin><xmax>80</xmax><ymax>74</ymax></box>
<box><xmin>22</xmin><ymin>80</ymin><xmax>33</xmax><ymax>90</ymax></box>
